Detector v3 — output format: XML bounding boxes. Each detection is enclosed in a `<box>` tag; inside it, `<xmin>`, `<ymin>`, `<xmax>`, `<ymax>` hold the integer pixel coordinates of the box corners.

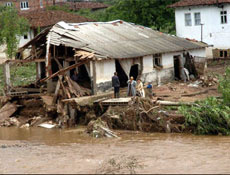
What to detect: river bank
<box><xmin>0</xmin><ymin>127</ymin><xmax>230</xmax><ymax>174</ymax></box>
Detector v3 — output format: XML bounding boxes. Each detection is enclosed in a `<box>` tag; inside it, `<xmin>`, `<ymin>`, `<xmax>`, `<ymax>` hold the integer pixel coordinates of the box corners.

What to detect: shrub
<box><xmin>179</xmin><ymin>67</ymin><xmax>230</xmax><ymax>135</ymax></box>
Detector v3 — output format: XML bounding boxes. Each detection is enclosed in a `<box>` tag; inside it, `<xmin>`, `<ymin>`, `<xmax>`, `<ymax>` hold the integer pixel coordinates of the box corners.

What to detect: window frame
<box><xmin>20</xmin><ymin>1</ymin><xmax>29</xmax><ymax>10</ymax></box>
<box><xmin>5</xmin><ymin>2</ymin><xmax>12</xmax><ymax>7</ymax></box>
<box><xmin>185</xmin><ymin>13</ymin><xmax>192</xmax><ymax>26</ymax></box>
<box><xmin>194</xmin><ymin>12</ymin><xmax>201</xmax><ymax>26</ymax></box>
<box><xmin>153</xmin><ymin>54</ymin><xmax>162</xmax><ymax>68</ymax></box>
<box><xmin>220</xmin><ymin>11</ymin><xmax>227</xmax><ymax>24</ymax></box>
<box><xmin>40</xmin><ymin>0</ymin><xmax>43</xmax><ymax>8</ymax></box>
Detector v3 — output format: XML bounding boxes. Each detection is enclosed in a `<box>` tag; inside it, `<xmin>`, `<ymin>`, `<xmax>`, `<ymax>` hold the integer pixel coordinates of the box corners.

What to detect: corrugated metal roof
<box><xmin>48</xmin><ymin>20</ymin><xmax>208</xmax><ymax>59</ymax></box>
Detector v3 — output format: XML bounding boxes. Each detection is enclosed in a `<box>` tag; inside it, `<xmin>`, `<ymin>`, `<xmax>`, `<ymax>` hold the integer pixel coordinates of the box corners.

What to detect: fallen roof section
<box><xmin>19</xmin><ymin>9</ymin><xmax>94</xmax><ymax>28</ymax></box>
<box><xmin>169</xmin><ymin>0</ymin><xmax>230</xmax><ymax>8</ymax></box>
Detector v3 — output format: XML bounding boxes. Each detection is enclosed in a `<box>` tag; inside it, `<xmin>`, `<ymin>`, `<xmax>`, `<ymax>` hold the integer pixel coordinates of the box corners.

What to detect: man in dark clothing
<box><xmin>112</xmin><ymin>72</ymin><xmax>120</xmax><ymax>98</ymax></box>
<box><xmin>71</xmin><ymin>70</ymin><xmax>80</xmax><ymax>83</ymax></box>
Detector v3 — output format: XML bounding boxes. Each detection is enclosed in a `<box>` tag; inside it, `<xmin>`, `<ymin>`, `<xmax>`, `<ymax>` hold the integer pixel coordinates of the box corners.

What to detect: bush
<box><xmin>179</xmin><ymin>67</ymin><xmax>230</xmax><ymax>135</ymax></box>
<box><xmin>218</xmin><ymin>67</ymin><xmax>230</xmax><ymax>105</ymax></box>
<box><xmin>179</xmin><ymin>97</ymin><xmax>230</xmax><ymax>135</ymax></box>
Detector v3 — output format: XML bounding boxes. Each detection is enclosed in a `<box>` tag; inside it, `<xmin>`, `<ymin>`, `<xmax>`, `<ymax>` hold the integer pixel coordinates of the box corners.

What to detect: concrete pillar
<box><xmin>4</xmin><ymin>62</ymin><xmax>11</xmax><ymax>92</ymax></box>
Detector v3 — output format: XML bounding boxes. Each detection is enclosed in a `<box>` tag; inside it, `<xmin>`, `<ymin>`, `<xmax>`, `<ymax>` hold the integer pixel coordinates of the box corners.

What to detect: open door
<box><xmin>174</xmin><ymin>55</ymin><xmax>181</xmax><ymax>80</ymax></box>
<box><xmin>115</xmin><ymin>60</ymin><xmax>128</xmax><ymax>87</ymax></box>
<box><xmin>129</xmin><ymin>64</ymin><xmax>139</xmax><ymax>80</ymax></box>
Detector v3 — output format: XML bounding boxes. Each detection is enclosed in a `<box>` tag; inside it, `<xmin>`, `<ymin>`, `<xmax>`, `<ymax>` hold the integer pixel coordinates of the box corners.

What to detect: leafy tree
<box><xmin>76</xmin><ymin>0</ymin><xmax>179</xmax><ymax>34</ymax></box>
<box><xmin>0</xmin><ymin>6</ymin><xmax>29</xmax><ymax>58</ymax></box>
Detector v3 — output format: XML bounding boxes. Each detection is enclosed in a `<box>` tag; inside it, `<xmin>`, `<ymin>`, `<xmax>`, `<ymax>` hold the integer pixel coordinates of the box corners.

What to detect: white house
<box><xmin>170</xmin><ymin>0</ymin><xmax>230</xmax><ymax>58</ymax></box>
<box><xmin>18</xmin><ymin>20</ymin><xmax>207</xmax><ymax>94</ymax></box>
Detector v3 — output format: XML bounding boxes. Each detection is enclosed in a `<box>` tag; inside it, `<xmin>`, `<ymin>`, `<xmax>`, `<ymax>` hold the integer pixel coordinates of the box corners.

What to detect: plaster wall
<box><xmin>175</xmin><ymin>4</ymin><xmax>230</xmax><ymax>49</ymax></box>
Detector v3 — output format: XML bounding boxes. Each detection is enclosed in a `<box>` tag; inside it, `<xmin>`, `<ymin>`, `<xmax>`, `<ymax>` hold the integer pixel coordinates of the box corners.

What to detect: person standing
<box><xmin>146</xmin><ymin>82</ymin><xmax>153</xmax><ymax>99</ymax></box>
<box><xmin>127</xmin><ymin>76</ymin><xmax>137</xmax><ymax>97</ymax></box>
<box><xmin>71</xmin><ymin>70</ymin><xmax>80</xmax><ymax>83</ymax></box>
<box><xmin>112</xmin><ymin>72</ymin><xmax>120</xmax><ymax>98</ymax></box>
<box><xmin>136</xmin><ymin>79</ymin><xmax>145</xmax><ymax>97</ymax></box>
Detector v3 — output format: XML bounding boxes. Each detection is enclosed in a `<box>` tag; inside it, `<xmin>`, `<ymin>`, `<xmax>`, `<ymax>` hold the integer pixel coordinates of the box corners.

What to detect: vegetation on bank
<box><xmin>0</xmin><ymin>63</ymin><xmax>36</xmax><ymax>94</ymax></box>
<box><xmin>179</xmin><ymin>68</ymin><xmax>230</xmax><ymax>135</ymax></box>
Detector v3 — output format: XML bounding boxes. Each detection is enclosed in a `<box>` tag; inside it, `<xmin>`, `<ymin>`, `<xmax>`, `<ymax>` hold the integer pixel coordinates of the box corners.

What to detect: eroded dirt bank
<box><xmin>0</xmin><ymin>127</ymin><xmax>230</xmax><ymax>174</ymax></box>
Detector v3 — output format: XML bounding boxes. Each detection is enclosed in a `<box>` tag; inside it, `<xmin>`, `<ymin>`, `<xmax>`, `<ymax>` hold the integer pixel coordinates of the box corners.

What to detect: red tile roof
<box><xmin>19</xmin><ymin>9</ymin><xmax>94</xmax><ymax>28</ymax></box>
<box><xmin>56</xmin><ymin>1</ymin><xmax>109</xmax><ymax>10</ymax></box>
<box><xmin>170</xmin><ymin>0</ymin><xmax>230</xmax><ymax>8</ymax></box>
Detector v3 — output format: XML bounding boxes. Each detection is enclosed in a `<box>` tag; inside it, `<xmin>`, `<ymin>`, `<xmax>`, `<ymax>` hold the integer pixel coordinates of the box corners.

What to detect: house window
<box><xmin>5</xmin><ymin>2</ymin><xmax>12</xmax><ymax>6</ymax></box>
<box><xmin>24</xmin><ymin>34</ymin><xmax>28</xmax><ymax>39</ymax></box>
<box><xmin>194</xmin><ymin>12</ymin><xmax>201</xmax><ymax>25</ymax></box>
<box><xmin>20</xmin><ymin>1</ymin><xmax>29</xmax><ymax>10</ymax></box>
<box><xmin>221</xmin><ymin>11</ymin><xmax>227</xmax><ymax>24</ymax></box>
<box><xmin>185</xmin><ymin>13</ymin><xmax>192</xmax><ymax>26</ymax></box>
<box><xmin>153</xmin><ymin>54</ymin><xmax>162</xmax><ymax>68</ymax></box>
<box><xmin>40</xmin><ymin>0</ymin><xmax>43</xmax><ymax>8</ymax></box>
<box><xmin>220</xmin><ymin>50</ymin><xmax>228</xmax><ymax>58</ymax></box>
<box><xmin>224</xmin><ymin>51</ymin><xmax>228</xmax><ymax>57</ymax></box>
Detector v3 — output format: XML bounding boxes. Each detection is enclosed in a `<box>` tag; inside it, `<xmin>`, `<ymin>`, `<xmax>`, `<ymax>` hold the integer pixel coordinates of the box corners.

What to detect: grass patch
<box><xmin>0</xmin><ymin>63</ymin><xmax>36</xmax><ymax>94</ymax></box>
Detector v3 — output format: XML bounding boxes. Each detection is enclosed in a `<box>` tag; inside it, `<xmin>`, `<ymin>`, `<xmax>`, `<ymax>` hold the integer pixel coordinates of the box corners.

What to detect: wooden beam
<box><xmin>4</xmin><ymin>62</ymin><xmax>11</xmax><ymax>92</ymax></box>
<box><xmin>64</xmin><ymin>61</ymin><xmax>70</xmax><ymax>76</ymax></box>
<box><xmin>36</xmin><ymin>62</ymin><xmax>42</xmax><ymax>80</ymax></box>
<box><xmin>5</xmin><ymin>59</ymin><xmax>45</xmax><ymax>64</ymax></box>
<box><xmin>40</xmin><ymin>60</ymin><xmax>88</xmax><ymax>82</ymax></box>
<box><xmin>52</xmin><ymin>75</ymin><xmax>62</xmax><ymax>105</ymax></box>
<box><xmin>90</xmin><ymin>60</ymin><xmax>97</xmax><ymax>95</ymax></box>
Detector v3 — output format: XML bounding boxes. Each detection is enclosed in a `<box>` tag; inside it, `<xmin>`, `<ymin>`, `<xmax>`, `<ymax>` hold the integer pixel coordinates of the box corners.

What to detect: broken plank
<box><xmin>62</xmin><ymin>91</ymin><xmax>114</xmax><ymax>106</ymax></box>
<box><xmin>0</xmin><ymin>102</ymin><xmax>17</xmax><ymax>123</ymax></box>
<box><xmin>156</xmin><ymin>100</ymin><xmax>194</xmax><ymax>106</ymax></box>
<box><xmin>182</xmin><ymin>89</ymin><xmax>209</xmax><ymax>97</ymax></box>
<box><xmin>40</xmin><ymin>60</ymin><xmax>88</xmax><ymax>82</ymax></box>
<box><xmin>41</xmin><ymin>95</ymin><xmax>53</xmax><ymax>106</ymax></box>
<box><xmin>65</xmin><ymin>75</ymin><xmax>79</xmax><ymax>97</ymax></box>
<box><xmin>52</xmin><ymin>76</ymin><xmax>62</xmax><ymax>104</ymax></box>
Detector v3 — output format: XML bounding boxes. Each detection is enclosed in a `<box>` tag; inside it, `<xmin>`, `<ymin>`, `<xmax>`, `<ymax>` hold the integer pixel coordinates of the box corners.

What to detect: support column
<box><xmin>4</xmin><ymin>62</ymin><xmax>11</xmax><ymax>92</ymax></box>
<box><xmin>36</xmin><ymin>62</ymin><xmax>42</xmax><ymax>80</ymax></box>
<box><xmin>90</xmin><ymin>60</ymin><xmax>97</xmax><ymax>95</ymax></box>
<box><xmin>64</xmin><ymin>61</ymin><xmax>70</xmax><ymax>76</ymax></box>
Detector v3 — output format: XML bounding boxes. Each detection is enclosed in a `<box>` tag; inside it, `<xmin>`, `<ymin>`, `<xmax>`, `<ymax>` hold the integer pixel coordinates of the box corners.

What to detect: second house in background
<box><xmin>170</xmin><ymin>0</ymin><xmax>230</xmax><ymax>59</ymax></box>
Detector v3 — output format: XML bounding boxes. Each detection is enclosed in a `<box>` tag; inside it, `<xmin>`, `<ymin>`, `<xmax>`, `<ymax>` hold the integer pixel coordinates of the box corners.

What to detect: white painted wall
<box><xmin>188</xmin><ymin>48</ymin><xmax>206</xmax><ymax>58</ymax></box>
<box><xmin>142</xmin><ymin>55</ymin><xmax>154</xmax><ymax>73</ymax></box>
<box><xmin>0</xmin><ymin>45</ymin><xmax>7</xmax><ymax>61</ymax></box>
<box><xmin>18</xmin><ymin>29</ymin><xmax>34</xmax><ymax>48</ymax></box>
<box><xmin>95</xmin><ymin>59</ymin><xmax>115</xmax><ymax>84</ymax></box>
<box><xmin>175</xmin><ymin>4</ymin><xmax>230</xmax><ymax>49</ymax></box>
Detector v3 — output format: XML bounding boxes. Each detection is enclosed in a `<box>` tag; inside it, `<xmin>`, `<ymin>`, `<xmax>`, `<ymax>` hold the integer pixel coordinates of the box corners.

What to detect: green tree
<box><xmin>104</xmin><ymin>0</ymin><xmax>179</xmax><ymax>34</ymax></box>
<box><xmin>75</xmin><ymin>0</ymin><xmax>179</xmax><ymax>34</ymax></box>
<box><xmin>0</xmin><ymin>6</ymin><xmax>29</xmax><ymax>58</ymax></box>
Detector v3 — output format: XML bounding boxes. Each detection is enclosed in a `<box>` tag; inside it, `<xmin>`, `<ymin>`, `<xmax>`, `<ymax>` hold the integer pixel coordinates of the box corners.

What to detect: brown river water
<box><xmin>0</xmin><ymin>127</ymin><xmax>230</xmax><ymax>174</ymax></box>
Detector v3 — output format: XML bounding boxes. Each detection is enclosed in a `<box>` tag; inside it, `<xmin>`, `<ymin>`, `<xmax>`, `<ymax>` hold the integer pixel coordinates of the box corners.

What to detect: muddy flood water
<box><xmin>0</xmin><ymin>127</ymin><xmax>230</xmax><ymax>174</ymax></box>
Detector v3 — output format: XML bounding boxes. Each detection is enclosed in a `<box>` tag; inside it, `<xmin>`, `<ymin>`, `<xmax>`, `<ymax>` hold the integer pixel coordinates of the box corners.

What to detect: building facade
<box><xmin>18</xmin><ymin>20</ymin><xmax>207</xmax><ymax>94</ymax></box>
<box><xmin>170</xmin><ymin>0</ymin><xmax>230</xmax><ymax>58</ymax></box>
<box><xmin>0</xmin><ymin>0</ymin><xmax>67</xmax><ymax>11</ymax></box>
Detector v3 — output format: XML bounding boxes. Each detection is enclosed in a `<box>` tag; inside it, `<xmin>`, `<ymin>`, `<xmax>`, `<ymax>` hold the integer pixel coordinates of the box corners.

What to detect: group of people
<box><xmin>112</xmin><ymin>72</ymin><xmax>153</xmax><ymax>99</ymax></box>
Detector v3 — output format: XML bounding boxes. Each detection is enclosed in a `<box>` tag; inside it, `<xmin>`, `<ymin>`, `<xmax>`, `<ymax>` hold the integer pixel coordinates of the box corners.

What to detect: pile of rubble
<box><xmin>0</xmin><ymin>73</ymin><xmax>91</xmax><ymax>129</ymax></box>
<box><xmin>87</xmin><ymin>97</ymin><xmax>186</xmax><ymax>137</ymax></box>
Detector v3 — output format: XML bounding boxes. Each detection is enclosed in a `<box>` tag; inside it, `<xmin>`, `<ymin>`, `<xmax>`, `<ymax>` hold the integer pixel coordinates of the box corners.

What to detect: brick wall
<box><xmin>0</xmin><ymin>0</ymin><xmax>66</xmax><ymax>11</ymax></box>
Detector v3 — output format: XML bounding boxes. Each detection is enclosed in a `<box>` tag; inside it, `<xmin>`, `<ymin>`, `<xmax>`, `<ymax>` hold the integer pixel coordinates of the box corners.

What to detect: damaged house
<box><xmin>14</xmin><ymin>20</ymin><xmax>208</xmax><ymax>96</ymax></box>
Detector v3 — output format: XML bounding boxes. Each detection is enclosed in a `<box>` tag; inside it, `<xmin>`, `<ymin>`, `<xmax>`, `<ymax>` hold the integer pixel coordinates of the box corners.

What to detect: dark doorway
<box><xmin>129</xmin><ymin>64</ymin><xmax>139</xmax><ymax>80</ymax></box>
<box><xmin>115</xmin><ymin>60</ymin><xmax>128</xmax><ymax>87</ymax></box>
<box><xmin>74</xmin><ymin>64</ymin><xmax>91</xmax><ymax>89</ymax></box>
<box><xmin>174</xmin><ymin>56</ymin><xmax>181</xmax><ymax>80</ymax></box>
<box><xmin>40</xmin><ymin>62</ymin><xmax>46</xmax><ymax>79</ymax></box>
